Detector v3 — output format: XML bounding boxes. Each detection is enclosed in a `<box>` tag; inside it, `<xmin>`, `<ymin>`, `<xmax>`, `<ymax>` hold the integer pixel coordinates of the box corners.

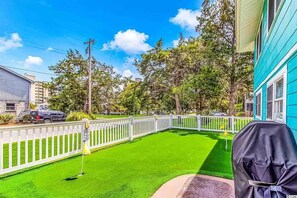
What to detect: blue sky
<box><xmin>0</xmin><ymin>0</ymin><xmax>202</xmax><ymax>81</ymax></box>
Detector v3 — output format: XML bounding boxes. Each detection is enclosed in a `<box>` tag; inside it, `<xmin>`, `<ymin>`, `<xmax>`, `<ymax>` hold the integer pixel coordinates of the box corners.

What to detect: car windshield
<box><xmin>30</xmin><ymin>111</ymin><xmax>38</xmax><ymax>116</ymax></box>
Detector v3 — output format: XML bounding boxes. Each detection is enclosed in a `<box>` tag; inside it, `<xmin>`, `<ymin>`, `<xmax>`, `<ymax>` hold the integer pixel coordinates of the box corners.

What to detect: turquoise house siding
<box><xmin>254</xmin><ymin>0</ymin><xmax>297</xmax><ymax>140</ymax></box>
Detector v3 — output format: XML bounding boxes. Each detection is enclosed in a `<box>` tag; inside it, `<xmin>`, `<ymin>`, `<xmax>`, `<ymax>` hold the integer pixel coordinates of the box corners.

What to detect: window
<box><xmin>268</xmin><ymin>0</ymin><xmax>282</xmax><ymax>32</ymax></box>
<box><xmin>256</xmin><ymin>22</ymin><xmax>262</xmax><ymax>60</ymax></box>
<box><xmin>256</xmin><ymin>91</ymin><xmax>262</xmax><ymax>118</ymax></box>
<box><xmin>275</xmin><ymin>78</ymin><xmax>284</xmax><ymax>120</ymax></box>
<box><xmin>6</xmin><ymin>103</ymin><xmax>15</xmax><ymax>111</ymax></box>
<box><xmin>267</xmin><ymin>85</ymin><xmax>273</xmax><ymax>119</ymax></box>
<box><xmin>266</xmin><ymin>66</ymin><xmax>287</xmax><ymax>123</ymax></box>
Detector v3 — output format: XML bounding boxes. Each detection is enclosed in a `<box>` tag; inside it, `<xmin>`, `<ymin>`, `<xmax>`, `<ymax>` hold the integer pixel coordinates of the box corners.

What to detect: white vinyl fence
<box><xmin>172</xmin><ymin>115</ymin><xmax>253</xmax><ymax>133</ymax></box>
<box><xmin>0</xmin><ymin>115</ymin><xmax>252</xmax><ymax>175</ymax></box>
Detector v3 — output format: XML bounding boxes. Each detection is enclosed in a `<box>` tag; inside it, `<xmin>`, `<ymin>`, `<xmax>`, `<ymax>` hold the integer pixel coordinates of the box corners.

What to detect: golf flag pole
<box><xmin>79</xmin><ymin>118</ymin><xmax>91</xmax><ymax>176</ymax></box>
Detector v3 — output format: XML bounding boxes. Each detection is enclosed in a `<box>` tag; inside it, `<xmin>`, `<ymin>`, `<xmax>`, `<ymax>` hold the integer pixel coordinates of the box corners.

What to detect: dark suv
<box><xmin>30</xmin><ymin>110</ymin><xmax>66</xmax><ymax>124</ymax></box>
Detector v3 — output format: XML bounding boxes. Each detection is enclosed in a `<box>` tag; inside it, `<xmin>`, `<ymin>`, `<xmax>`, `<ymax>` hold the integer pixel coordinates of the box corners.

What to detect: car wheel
<box><xmin>44</xmin><ymin>119</ymin><xmax>51</xmax><ymax>124</ymax></box>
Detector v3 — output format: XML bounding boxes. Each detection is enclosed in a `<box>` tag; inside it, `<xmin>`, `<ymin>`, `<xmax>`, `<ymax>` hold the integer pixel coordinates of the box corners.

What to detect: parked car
<box><xmin>212</xmin><ymin>111</ymin><xmax>227</xmax><ymax>116</ymax></box>
<box><xmin>30</xmin><ymin>110</ymin><xmax>66</xmax><ymax>124</ymax></box>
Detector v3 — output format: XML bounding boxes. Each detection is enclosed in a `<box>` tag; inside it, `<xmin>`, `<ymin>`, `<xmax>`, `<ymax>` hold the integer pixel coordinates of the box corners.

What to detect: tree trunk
<box><xmin>229</xmin><ymin>79</ymin><xmax>236</xmax><ymax>116</ymax></box>
<box><xmin>174</xmin><ymin>93</ymin><xmax>182</xmax><ymax>114</ymax></box>
<box><xmin>83</xmin><ymin>99</ymin><xmax>88</xmax><ymax>113</ymax></box>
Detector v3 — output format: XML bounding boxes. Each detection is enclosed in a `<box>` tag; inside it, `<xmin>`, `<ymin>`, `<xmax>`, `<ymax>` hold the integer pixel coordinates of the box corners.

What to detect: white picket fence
<box><xmin>0</xmin><ymin>115</ymin><xmax>252</xmax><ymax>175</ymax></box>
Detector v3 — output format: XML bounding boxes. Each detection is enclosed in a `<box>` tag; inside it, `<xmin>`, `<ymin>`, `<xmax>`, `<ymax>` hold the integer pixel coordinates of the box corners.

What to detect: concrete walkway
<box><xmin>152</xmin><ymin>174</ymin><xmax>234</xmax><ymax>198</ymax></box>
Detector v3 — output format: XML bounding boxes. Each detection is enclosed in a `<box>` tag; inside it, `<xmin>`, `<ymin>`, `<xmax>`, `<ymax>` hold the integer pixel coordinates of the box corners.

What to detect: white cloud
<box><xmin>102</xmin><ymin>29</ymin><xmax>151</xmax><ymax>54</ymax></box>
<box><xmin>172</xmin><ymin>38</ymin><xmax>188</xmax><ymax>47</ymax></box>
<box><xmin>170</xmin><ymin>9</ymin><xmax>200</xmax><ymax>31</ymax></box>
<box><xmin>47</xmin><ymin>47</ymin><xmax>54</xmax><ymax>51</ymax></box>
<box><xmin>173</xmin><ymin>39</ymin><xmax>180</xmax><ymax>47</ymax></box>
<box><xmin>0</xmin><ymin>33</ymin><xmax>23</xmax><ymax>52</ymax></box>
<box><xmin>123</xmin><ymin>69</ymin><xmax>134</xmax><ymax>78</ymax></box>
<box><xmin>25</xmin><ymin>56</ymin><xmax>43</xmax><ymax>67</ymax></box>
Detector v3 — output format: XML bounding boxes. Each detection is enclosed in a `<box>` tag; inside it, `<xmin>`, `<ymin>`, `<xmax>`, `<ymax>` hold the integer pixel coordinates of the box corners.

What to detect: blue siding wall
<box><xmin>255</xmin><ymin>0</ymin><xmax>297</xmax><ymax>88</ymax></box>
<box><xmin>287</xmin><ymin>53</ymin><xmax>297</xmax><ymax>139</ymax></box>
<box><xmin>254</xmin><ymin>0</ymin><xmax>297</xmax><ymax>140</ymax></box>
<box><xmin>0</xmin><ymin>68</ymin><xmax>31</xmax><ymax>102</ymax></box>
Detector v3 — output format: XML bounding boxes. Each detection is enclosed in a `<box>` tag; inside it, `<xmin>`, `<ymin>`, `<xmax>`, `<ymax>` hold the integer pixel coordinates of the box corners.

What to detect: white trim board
<box><xmin>254</xmin><ymin>42</ymin><xmax>297</xmax><ymax>93</ymax></box>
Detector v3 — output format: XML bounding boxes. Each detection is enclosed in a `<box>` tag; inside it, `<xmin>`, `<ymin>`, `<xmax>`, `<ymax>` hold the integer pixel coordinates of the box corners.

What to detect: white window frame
<box><xmin>6</xmin><ymin>103</ymin><xmax>16</xmax><ymax>111</ymax></box>
<box><xmin>255</xmin><ymin>89</ymin><xmax>262</xmax><ymax>120</ymax></box>
<box><xmin>266</xmin><ymin>65</ymin><xmax>287</xmax><ymax>123</ymax></box>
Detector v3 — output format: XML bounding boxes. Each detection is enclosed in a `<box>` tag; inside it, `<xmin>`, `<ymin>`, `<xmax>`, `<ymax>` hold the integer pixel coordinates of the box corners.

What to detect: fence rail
<box><xmin>0</xmin><ymin>115</ymin><xmax>252</xmax><ymax>175</ymax></box>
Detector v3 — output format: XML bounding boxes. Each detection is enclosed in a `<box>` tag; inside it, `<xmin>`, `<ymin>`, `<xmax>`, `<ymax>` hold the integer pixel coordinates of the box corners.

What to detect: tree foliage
<box><xmin>48</xmin><ymin>50</ymin><xmax>122</xmax><ymax>114</ymax></box>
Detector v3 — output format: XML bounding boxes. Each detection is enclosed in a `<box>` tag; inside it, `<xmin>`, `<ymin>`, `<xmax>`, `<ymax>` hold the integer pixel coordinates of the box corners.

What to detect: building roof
<box><xmin>0</xmin><ymin>65</ymin><xmax>34</xmax><ymax>83</ymax></box>
<box><xmin>236</xmin><ymin>0</ymin><xmax>264</xmax><ymax>52</ymax></box>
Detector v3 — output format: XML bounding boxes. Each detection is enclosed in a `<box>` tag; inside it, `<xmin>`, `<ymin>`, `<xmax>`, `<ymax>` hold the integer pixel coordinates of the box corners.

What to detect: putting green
<box><xmin>0</xmin><ymin>129</ymin><xmax>233</xmax><ymax>198</ymax></box>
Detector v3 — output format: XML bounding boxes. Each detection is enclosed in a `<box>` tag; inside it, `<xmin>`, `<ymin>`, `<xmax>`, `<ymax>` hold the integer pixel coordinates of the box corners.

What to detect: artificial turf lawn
<box><xmin>0</xmin><ymin>129</ymin><xmax>233</xmax><ymax>198</ymax></box>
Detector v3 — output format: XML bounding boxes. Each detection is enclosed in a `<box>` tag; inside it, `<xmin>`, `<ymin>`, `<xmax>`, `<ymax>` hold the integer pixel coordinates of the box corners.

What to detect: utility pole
<box><xmin>84</xmin><ymin>39</ymin><xmax>95</xmax><ymax>114</ymax></box>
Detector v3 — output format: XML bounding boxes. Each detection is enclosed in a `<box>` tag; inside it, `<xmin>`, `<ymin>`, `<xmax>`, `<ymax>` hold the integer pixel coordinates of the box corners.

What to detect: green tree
<box><xmin>48</xmin><ymin>50</ymin><xmax>121</xmax><ymax>114</ymax></box>
<box><xmin>182</xmin><ymin>65</ymin><xmax>222</xmax><ymax>113</ymax></box>
<box><xmin>48</xmin><ymin>50</ymin><xmax>88</xmax><ymax>113</ymax></box>
<box><xmin>197</xmin><ymin>0</ymin><xmax>253</xmax><ymax>115</ymax></box>
<box><xmin>118</xmin><ymin>80</ymin><xmax>142</xmax><ymax>115</ymax></box>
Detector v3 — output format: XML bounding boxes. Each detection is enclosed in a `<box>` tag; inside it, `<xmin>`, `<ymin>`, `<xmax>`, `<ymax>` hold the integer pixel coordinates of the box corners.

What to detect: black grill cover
<box><xmin>232</xmin><ymin>121</ymin><xmax>297</xmax><ymax>198</ymax></box>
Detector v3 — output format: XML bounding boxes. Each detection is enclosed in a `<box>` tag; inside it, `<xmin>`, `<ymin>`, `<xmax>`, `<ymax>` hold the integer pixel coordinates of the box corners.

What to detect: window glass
<box><xmin>267</xmin><ymin>85</ymin><xmax>273</xmax><ymax>119</ymax></box>
<box><xmin>257</xmin><ymin>22</ymin><xmax>262</xmax><ymax>59</ymax></box>
<box><xmin>268</xmin><ymin>0</ymin><xmax>282</xmax><ymax>32</ymax></box>
<box><xmin>256</xmin><ymin>93</ymin><xmax>261</xmax><ymax>117</ymax></box>
<box><xmin>276</xmin><ymin>78</ymin><xmax>283</xmax><ymax>99</ymax></box>
<box><xmin>275</xmin><ymin>78</ymin><xmax>284</xmax><ymax>120</ymax></box>
<box><xmin>268</xmin><ymin>0</ymin><xmax>275</xmax><ymax>31</ymax></box>
<box><xmin>6</xmin><ymin>103</ymin><xmax>15</xmax><ymax>111</ymax></box>
<box><xmin>276</xmin><ymin>0</ymin><xmax>281</xmax><ymax>13</ymax></box>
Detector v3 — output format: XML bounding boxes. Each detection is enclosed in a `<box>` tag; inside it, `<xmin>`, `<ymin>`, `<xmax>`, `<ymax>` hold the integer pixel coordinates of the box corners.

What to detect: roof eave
<box><xmin>236</xmin><ymin>0</ymin><xmax>264</xmax><ymax>53</ymax></box>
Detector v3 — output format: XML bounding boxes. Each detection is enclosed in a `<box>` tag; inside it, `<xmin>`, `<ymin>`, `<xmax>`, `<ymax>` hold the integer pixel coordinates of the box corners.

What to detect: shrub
<box><xmin>89</xmin><ymin>113</ymin><xmax>97</xmax><ymax>120</ymax></box>
<box><xmin>66</xmin><ymin>112</ymin><xmax>95</xmax><ymax>121</ymax></box>
<box><xmin>235</xmin><ymin>112</ymin><xmax>246</xmax><ymax>117</ymax></box>
<box><xmin>30</xmin><ymin>103</ymin><xmax>37</xmax><ymax>110</ymax></box>
<box><xmin>22</xmin><ymin>114</ymin><xmax>32</xmax><ymax>122</ymax></box>
<box><xmin>0</xmin><ymin>114</ymin><xmax>15</xmax><ymax>125</ymax></box>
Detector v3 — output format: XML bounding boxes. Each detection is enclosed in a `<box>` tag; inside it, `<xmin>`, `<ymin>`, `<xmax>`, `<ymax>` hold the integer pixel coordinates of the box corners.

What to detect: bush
<box><xmin>89</xmin><ymin>113</ymin><xmax>97</xmax><ymax>120</ymax></box>
<box><xmin>66</xmin><ymin>112</ymin><xmax>95</xmax><ymax>121</ymax></box>
<box><xmin>235</xmin><ymin>112</ymin><xmax>246</xmax><ymax>117</ymax></box>
<box><xmin>30</xmin><ymin>103</ymin><xmax>37</xmax><ymax>110</ymax></box>
<box><xmin>0</xmin><ymin>114</ymin><xmax>15</xmax><ymax>125</ymax></box>
<box><xmin>22</xmin><ymin>114</ymin><xmax>32</xmax><ymax>122</ymax></box>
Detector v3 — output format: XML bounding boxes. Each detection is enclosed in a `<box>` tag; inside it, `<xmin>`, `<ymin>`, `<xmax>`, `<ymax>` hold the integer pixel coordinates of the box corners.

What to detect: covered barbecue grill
<box><xmin>232</xmin><ymin>121</ymin><xmax>297</xmax><ymax>198</ymax></box>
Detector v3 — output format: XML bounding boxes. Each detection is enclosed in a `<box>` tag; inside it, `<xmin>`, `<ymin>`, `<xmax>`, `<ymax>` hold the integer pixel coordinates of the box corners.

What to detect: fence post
<box><xmin>197</xmin><ymin>114</ymin><xmax>201</xmax><ymax>131</ymax></box>
<box><xmin>129</xmin><ymin>116</ymin><xmax>134</xmax><ymax>141</ymax></box>
<box><xmin>169</xmin><ymin>114</ymin><xmax>173</xmax><ymax>129</ymax></box>
<box><xmin>231</xmin><ymin>115</ymin><xmax>235</xmax><ymax>133</ymax></box>
<box><xmin>154</xmin><ymin>114</ymin><xmax>158</xmax><ymax>133</ymax></box>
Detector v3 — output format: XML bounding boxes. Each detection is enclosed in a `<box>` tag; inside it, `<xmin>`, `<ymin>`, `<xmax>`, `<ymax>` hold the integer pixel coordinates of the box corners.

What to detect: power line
<box><xmin>1</xmin><ymin>65</ymin><xmax>57</xmax><ymax>76</ymax></box>
<box><xmin>24</xmin><ymin>42</ymin><xmax>67</xmax><ymax>55</ymax></box>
